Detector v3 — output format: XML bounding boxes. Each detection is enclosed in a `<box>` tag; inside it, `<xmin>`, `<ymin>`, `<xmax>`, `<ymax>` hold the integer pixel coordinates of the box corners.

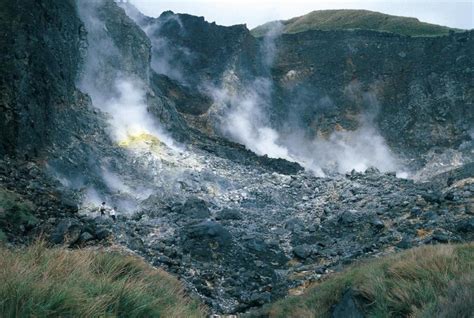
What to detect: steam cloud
<box><xmin>94</xmin><ymin>79</ymin><xmax>175</xmax><ymax>147</ymax></box>
<box><xmin>212</xmin><ymin>76</ymin><xmax>294</xmax><ymax>160</ymax></box>
<box><xmin>121</xmin><ymin>3</ymin><xmax>193</xmax><ymax>84</ymax></box>
<box><xmin>120</xmin><ymin>1</ymin><xmax>404</xmax><ymax>176</ymax></box>
<box><xmin>77</xmin><ymin>0</ymin><xmax>174</xmax><ymax>147</ymax></box>
<box><xmin>211</xmin><ymin>23</ymin><xmax>403</xmax><ymax>176</ymax></box>
<box><xmin>72</xmin><ymin>0</ymin><xmax>179</xmax><ymax>210</ymax></box>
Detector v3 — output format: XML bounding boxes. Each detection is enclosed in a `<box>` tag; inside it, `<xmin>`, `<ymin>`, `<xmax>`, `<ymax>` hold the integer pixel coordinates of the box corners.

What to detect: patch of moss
<box><xmin>0</xmin><ymin>188</ymin><xmax>38</xmax><ymax>228</ymax></box>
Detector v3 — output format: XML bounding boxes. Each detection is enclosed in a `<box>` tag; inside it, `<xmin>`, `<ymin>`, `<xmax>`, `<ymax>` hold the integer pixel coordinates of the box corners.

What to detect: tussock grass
<box><xmin>247</xmin><ymin>243</ymin><xmax>474</xmax><ymax>318</ymax></box>
<box><xmin>0</xmin><ymin>241</ymin><xmax>206</xmax><ymax>317</ymax></box>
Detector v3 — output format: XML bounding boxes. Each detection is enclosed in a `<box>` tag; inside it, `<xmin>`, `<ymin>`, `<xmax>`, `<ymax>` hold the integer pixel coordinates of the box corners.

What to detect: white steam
<box><xmin>144</xmin><ymin>15</ymin><xmax>195</xmax><ymax>84</ymax></box>
<box><xmin>261</xmin><ymin>21</ymin><xmax>284</xmax><ymax>68</ymax></box>
<box><xmin>77</xmin><ymin>0</ymin><xmax>175</xmax><ymax>148</ymax></box>
<box><xmin>210</xmin><ymin>23</ymin><xmax>296</xmax><ymax>162</ymax></box>
<box><xmin>121</xmin><ymin>4</ymin><xmax>193</xmax><ymax>84</ymax></box>
<box><xmin>213</xmin><ymin>76</ymin><xmax>401</xmax><ymax>176</ymax></box>
<box><xmin>212</xmin><ymin>76</ymin><xmax>294</xmax><ymax>160</ymax></box>
<box><xmin>119</xmin><ymin>1</ymin><xmax>404</xmax><ymax>176</ymax></box>
<box><xmin>281</xmin><ymin>119</ymin><xmax>400</xmax><ymax>175</ymax></box>
<box><xmin>74</xmin><ymin>0</ymin><xmax>179</xmax><ymax>210</ymax></box>
<box><xmin>96</xmin><ymin>79</ymin><xmax>176</xmax><ymax>147</ymax></box>
<box><xmin>211</xmin><ymin>23</ymin><xmax>403</xmax><ymax>176</ymax></box>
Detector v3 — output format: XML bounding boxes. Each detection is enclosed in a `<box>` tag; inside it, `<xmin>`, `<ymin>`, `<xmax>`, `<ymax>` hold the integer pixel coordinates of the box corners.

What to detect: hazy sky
<box><xmin>129</xmin><ymin>0</ymin><xmax>473</xmax><ymax>30</ymax></box>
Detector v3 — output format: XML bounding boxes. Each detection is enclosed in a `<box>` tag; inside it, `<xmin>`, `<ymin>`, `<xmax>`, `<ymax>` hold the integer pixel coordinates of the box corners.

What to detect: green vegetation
<box><xmin>0</xmin><ymin>226</ymin><xmax>471</xmax><ymax>318</ymax></box>
<box><xmin>0</xmin><ymin>187</ymin><xmax>38</xmax><ymax>231</ymax></box>
<box><xmin>251</xmin><ymin>10</ymin><xmax>459</xmax><ymax>37</ymax></box>
<box><xmin>0</xmin><ymin>241</ymin><xmax>207</xmax><ymax>317</ymax></box>
<box><xmin>247</xmin><ymin>243</ymin><xmax>474</xmax><ymax>317</ymax></box>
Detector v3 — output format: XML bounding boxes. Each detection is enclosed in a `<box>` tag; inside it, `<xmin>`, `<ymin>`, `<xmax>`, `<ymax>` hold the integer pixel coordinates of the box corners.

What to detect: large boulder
<box><xmin>331</xmin><ymin>289</ymin><xmax>365</xmax><ymax>318</ymax></box>
<box><xmin>183</xmin><ymin>220</ymin><xmax>232</xmax><ymax>260</ymax></box>
<box><xmin>215</xmin><ymin>208</ymin><xmax>242</xmax><ymax>221</ymax></box>
<box><xmin>177</xmin><ymin>197</ymin><xmax>211</xmax><ymax>219</ymax></box>
<box><xmin>50</xmin><ymin>218</ymin><xmax>83</xmax><ymax>245</ymax></box>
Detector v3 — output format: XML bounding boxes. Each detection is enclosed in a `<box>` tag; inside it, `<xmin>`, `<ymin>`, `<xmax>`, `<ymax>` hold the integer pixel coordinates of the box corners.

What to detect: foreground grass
<box><xmin>1</xmin><ymin>241</ymin><xmax>472</xmax><ymax>318</ymax></box>
<box><xmin>0</xmin><ymin>242</ymin><xmax>206</xmax><ymax>318</ymax></box>
<box><xmin>247</xmin><ymin>243</ymin><xmax>474</xmax><ymax>318</ymax></box>
<box><xmin>251</xmin><ymin>9</ymin><xmax>458</xmax><ymax>37</ymax></box>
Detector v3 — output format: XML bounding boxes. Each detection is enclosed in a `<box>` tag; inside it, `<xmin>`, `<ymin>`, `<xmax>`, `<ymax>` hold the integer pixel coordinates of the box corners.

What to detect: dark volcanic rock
<box><xmin>293</xmin><ymin>244</ymin><xmax>313</xmax><ymax>259</ymax></box>
<box><xmin>79</xmin><ymin>231</ymin><xmax>94</xmax><ymax>243</ymax></box>
<box><xmin>177</xmin><ymin>197</ymin><xmax>211</xmax><ymax>219</ymax></box>
<box><xmin>135</xmin><ymin>6</ymin><xmax>474</xmax><ymax>168</ymax></box>
<box><xmin>0</xmin><ymin>0</ymin><xmax>84</xmax><ymax>158</ymax></box>
<box><xmin>183</xmin><ymin>220</ymin><xmax>233</xmax><ymax>260</ymax></box>
<box><xmin>272</xmin><ymin>30</ymin><xmax>474</xmax><ymax>162</ymax></box>
<box><xmin>51</xmin><ymin>218</ymin><xmax>82</xmax><ymax>245</ymax></box>
<box><xmin>456</xmin><ymin>218</ymin><xmax>474</xmax><ymax>233</ymax></box>
<box><xmin>216</xmin><ymin>208</ymin><xmax>242</xmax><ymax>221</ymax></box>
<box><xmin>95</xmin><ymin>227</ymin><xmax>112</xmax><ymax>241</ymax></box>
<box><xmin>331</xmin><ymin>290</ymin><xmax>365</xmax><ymax>318</ymax></box>
<box><xmin>123</xmin><ymin>8</ymin><xmax>262</xmax><ymax>91</ymax></box>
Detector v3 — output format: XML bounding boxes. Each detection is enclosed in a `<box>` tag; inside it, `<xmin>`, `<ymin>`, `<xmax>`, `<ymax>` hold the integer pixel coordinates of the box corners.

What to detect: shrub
<box><xmin>0</xmin><ymin>188</ymin><xmax>38</xmax><ymax>231</ymax></box>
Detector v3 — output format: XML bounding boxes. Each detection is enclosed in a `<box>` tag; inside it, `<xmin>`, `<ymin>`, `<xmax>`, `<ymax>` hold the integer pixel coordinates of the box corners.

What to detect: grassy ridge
<box><xmin>251</xmin><ymin>9</ymin><xmax>458</xmax><ymax>37</ymax></box>
<box><xmin>0</xmin><ymin>242</ymin><xmax>206</xmax><ymax>318</ymax></box>
<box><xmin>246</xmin><ymin>243</ymin><xmax>474</xmax><ymax>317</ymax></box>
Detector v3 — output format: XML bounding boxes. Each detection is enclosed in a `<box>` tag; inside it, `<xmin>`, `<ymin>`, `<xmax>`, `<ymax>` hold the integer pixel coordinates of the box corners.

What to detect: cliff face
<box><xmin>0</xmin><ymin>0</ymin><xmax>84</xmax><ymax>158</ymax></box>
<box><xmin>271</xmin><ymin>30</ymin><xmax>473</xmax><ymax>161</ymax></box>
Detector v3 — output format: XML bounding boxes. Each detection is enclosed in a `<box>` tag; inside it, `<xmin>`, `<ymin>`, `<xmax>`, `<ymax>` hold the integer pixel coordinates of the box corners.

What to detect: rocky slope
<box><xmin>0</xmin><ymin>0</ymin><xmax>473</xmax><ymax>315</ymax></box>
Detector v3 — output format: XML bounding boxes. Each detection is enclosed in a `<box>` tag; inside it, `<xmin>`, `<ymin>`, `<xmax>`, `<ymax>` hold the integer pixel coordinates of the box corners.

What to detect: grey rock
<box><xmin>183</xmin><ymin>221</ymin><xmax>232</xmax><ymax>260</ymax></box>
<box><xmin>370</xmin><ymin>217</ymin><xmax>385</xmax><ymax>230</ymax></box>
<box><xmin>50</xmin><ymin>218</ymin><xmax>82</xmax><ymax>245</ymax></box>
<box><xmin>457</xmin><ymin>218</ymin><xmax>474</xmax><ymax>233</ymax></box>
<box><xmin>339</xmin><ymin>211</ymin><xmax>357</xmax><ymax>224</ymax></box>
<box><xmin>293</xmin><ymin>244</ymin><xmax>312</xmax><ymax>259</ymax></box>
<box><xmin>396</xmin><ymin>237</ymin><xmax>413</xmax><ymax>249</ymax></box>
<box><xmin>79</xmin><ymin>231</ymin><xmax>94</xmax><ymax>243</ymax></box>
<box><xmin>177</xmin><ymin>197</ymin><xmax>211</xmax><ymax>219</ymax></box>
<box><xmin>215</xmin><ymin>208</ymin><xmax>242</xmax><ymax>220</ymax></box>
<box><xmin>331</xmin><ymin>290</ymin><xmax>365</xmax><ymax>318</ymax></box>
<box><xmin>95</xmin><ymin>227</ymin><xmax>111</xmax><ymax>241</ymax></box>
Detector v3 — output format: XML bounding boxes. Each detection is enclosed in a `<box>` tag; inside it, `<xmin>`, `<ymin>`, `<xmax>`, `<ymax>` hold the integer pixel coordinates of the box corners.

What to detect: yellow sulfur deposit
<box><xmin>118</xmin><ymin>133</ymin><xmax>162</xmax><ymax>154</ymax></box>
